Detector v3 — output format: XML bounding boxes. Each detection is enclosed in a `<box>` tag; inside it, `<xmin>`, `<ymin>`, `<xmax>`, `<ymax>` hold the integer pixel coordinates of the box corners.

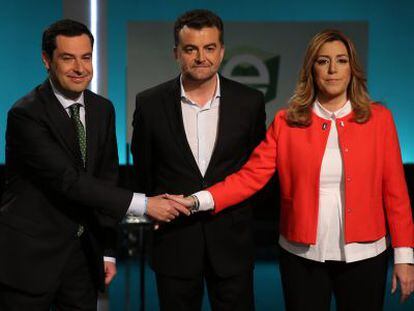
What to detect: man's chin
<box><xmin>59</xmin><ymin>84</ymin><xmax>89</xmax><ymax>99</ymax></box>
<box><xmin>67</xmin><ymin>83</ymin><xmax>90</xmax><ymax>93</ymax></box>
<box><xmin>187</xmin><ymin>72</ymin><xmax>217</xmax><ymax>83</ymax></box>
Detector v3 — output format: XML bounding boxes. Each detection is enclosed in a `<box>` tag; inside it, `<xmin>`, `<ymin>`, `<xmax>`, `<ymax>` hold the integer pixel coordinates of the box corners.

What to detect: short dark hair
<box><xmin>42</xmin><ymin>19</ymin><xmax>94</xmax><ymax>59</ymax></box>
<box><xmin>174</xmin><ymin>9</ymin><xmax>224</xmax><ymax>46</ymax></box>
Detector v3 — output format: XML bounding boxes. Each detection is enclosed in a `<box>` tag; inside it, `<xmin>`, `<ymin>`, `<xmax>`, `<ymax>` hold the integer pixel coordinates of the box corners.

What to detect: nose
<box><xmin>196</xmin><ymin>50</ymin><xmax>206</xmax><ymax>63</ymax></box>
<box><xmin>328</xmin><ymin>60</ymin><xmax>337</xmax><ymax>74</ymax></box>
<box><xmin>73</xmin><ymin>58</ymin><xmax>85</xmax><ymax>73</ymax></box>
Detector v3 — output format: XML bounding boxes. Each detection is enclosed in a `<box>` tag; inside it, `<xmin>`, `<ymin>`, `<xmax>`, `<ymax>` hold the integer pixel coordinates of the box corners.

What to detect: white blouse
<box><xmin>279</xmin><ymin>100</ymin><xmax>412</xmax><ymax>263</ymax></box>
<box><xmin>196</xmin><ymin>100</ymin><xmax>413</xmax><ymax>264</ymax></box>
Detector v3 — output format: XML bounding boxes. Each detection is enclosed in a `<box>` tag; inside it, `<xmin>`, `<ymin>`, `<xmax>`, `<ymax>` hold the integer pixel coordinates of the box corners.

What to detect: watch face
<box><xmin>189</xmin><ymin>195</ymin><xmax>199</xmax><ymax>213</ymax></box>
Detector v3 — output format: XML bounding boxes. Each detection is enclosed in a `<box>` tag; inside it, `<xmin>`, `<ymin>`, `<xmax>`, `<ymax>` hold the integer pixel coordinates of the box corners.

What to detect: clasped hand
<box><xmin>145</xmin><ymin>194</ymin><xmax>194</xmax><ymax>223</ymax></box>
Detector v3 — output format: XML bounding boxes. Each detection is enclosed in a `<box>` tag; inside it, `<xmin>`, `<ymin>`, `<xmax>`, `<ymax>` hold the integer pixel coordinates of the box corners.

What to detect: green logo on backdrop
<box><xmin>221</xmin><ymin>47</ymin><xmax>279</xmax><ymax>104</ymax></box>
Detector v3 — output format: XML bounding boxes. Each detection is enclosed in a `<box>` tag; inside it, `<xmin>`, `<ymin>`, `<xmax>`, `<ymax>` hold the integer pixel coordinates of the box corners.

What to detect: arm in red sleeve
<box><xmin>208</xmin><ymin>112</ymin><xmax>281</xmax><ymax>213</ymax></box>
<box><xmin>382</xmin><ymin>108</ymin><xmax>414</xmax><ymax>247</ymax></box>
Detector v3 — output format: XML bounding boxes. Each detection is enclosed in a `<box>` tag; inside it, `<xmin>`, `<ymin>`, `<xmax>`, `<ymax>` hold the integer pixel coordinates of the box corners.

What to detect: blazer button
<box><xmin>202</xmin><ymin>181</ymin><xmax>208</xmax><ymax>188</ymax></box>
<box><xmin>76</xmin><ymin>225</ymin><xmax>84</xmax><ymax>237</ymax></box>
<box><xmin>344</xmin><ymin>148</ymin><xmax>349</xmax><ymax>152</ymax></box>
<box><xmin>347</xmin><ymin>208</ymin><xmax>352</xmax><ymax>213</ymax></box>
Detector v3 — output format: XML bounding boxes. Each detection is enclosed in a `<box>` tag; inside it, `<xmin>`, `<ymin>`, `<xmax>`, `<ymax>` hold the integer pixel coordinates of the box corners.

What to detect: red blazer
<box><xmin>209</xmin><ymin>104</ymin><xmax>414</xmax><ymax>247</ymax></box>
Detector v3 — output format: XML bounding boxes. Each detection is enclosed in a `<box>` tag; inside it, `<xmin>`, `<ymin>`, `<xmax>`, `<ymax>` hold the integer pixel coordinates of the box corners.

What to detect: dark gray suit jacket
<box><xmin>131</xmin><ymin>76</ymin><xmax>266</xmax><ymax>278</ymax></box>
<box><xmin>0</xmin><ymin>80</ymin><xmax>132</xmax><ymax>294</ymax></box>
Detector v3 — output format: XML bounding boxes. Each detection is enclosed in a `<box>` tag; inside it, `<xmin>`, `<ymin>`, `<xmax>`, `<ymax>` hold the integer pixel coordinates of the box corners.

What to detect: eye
<box><xmin>184</xmin><ymin>47</ymin><xmax>195</xmax><ymax>53</ymax></box>
<box><xmin>206</xmin><ymin>46</ymin><xmax>216</xmax><ymax>52</ymax></box>
<box><xmin>61</xmin><ymin>55</ymin><xmax>74</xmax><ymax>61</ymax></box>
<box><xmin>316</xmin><ymin>58</ymin><xmax>329</xmax><ymax>65</ymax></box>
<box><xmin>337</xmin><ymin>58</ymin><xmax>349</xmax><ymax>64</ymax></box>
<box><xmin>82</xmin><ymin>55</ymin><xmax>92</xmax><ymax>61</ymax></box>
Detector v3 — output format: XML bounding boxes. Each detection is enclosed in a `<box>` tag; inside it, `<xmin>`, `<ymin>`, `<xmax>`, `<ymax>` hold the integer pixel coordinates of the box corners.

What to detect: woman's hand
<box><xmin>165</xmin><ymin>194</ymin><xmax>196</xmax><ymax>208</ymax></box>
<box><xmin>392</xmin><ymin>264</ymin><xmax>414</xmax><ymax>302</ymax></box>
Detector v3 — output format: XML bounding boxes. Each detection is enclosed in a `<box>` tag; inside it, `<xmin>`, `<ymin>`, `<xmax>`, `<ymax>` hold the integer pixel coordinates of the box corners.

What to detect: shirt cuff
<box><xmin>103</xmin><ymin>256</ymin><xmax>116</xmax><ymax>264</ymax></box>
<box><xmin>126</xmin><ymin>193</ymin><xmax>147</xmax><ymax>216</ymax></box>
<box><xmin>194</xmin><ymin>191</ymin><xmax>214</xmax><ymax>212</ymax></box>
<box><xmin>394</xmin><ymin>247</ymin><xmax>414</xmax><ymax>264</ymax></box>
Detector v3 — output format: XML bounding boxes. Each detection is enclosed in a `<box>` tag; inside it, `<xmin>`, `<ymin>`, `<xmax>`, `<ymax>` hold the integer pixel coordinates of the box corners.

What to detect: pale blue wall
<box><xmin>107</xmin><ymin>0</ymin><xmax>414</xmax><ymax>163</ymax></box>
<box><xmin>0</xmin><ymin>1</ymin><xmax>62</xmax><ymax>163</ymax></box>
<box><xmin>0</xmin><ymin>1</ymin><xmax>413</xmax><ymax>163</ymax></box>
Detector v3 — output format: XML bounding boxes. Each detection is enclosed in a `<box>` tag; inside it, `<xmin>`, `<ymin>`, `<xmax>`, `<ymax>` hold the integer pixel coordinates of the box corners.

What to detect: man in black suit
<box><xmin>0</xmin><ymin>19</ymin><xmax>188</xmax><ymax>310</ymax></box>
<box><xmin>131</xmin><ymin>9</ymin><xmax>266</xmax><ymax>311</ymax></box>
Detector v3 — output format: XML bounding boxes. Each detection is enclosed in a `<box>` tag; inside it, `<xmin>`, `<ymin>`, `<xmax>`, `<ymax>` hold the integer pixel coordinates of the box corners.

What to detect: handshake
<box><xmin>144</xmin><ymin>194</ymin><xmax>197</xmax><ymax>223</ymax></box>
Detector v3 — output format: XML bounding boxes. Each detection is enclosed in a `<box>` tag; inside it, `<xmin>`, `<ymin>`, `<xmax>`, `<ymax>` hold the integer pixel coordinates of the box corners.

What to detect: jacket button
<box><xmin>202</xmin><ymin>181</ymin><xmax>208</xmax><ymax>188</ymax></box>
<box><xmin>346</xmin><ymin>177</ymin><xmax>352</xmax><ymax>182</ymax></box>
<box><xmin>347</xmin><ymin>209</ymin><xmax>352</xmax><ymax>213</ymax></box>
<box><xmin>76</xmin><ymin>225</ymin><xmax>84</xmax><ymax>237</ymax></box>
<box><xmin>344</xmin><ymin>148</ymin><xmax>349</xmax><ymax>152</ymax></box>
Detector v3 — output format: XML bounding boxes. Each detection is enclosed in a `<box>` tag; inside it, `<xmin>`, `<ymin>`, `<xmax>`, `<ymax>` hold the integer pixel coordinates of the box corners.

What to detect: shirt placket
<box><xmin>197</xmin><ymin>107</ymin><xmax>209</xmax><ymax>176</ymax></box>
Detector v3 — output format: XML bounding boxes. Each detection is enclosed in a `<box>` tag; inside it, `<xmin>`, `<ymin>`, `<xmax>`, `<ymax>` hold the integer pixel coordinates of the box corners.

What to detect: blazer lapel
<box><xmin>164</xmin><ymin>78</ymin><xmax>202</xmax><ymax>177</ymax></box>
<box><xmin>38</xmin><ymin>81</ymin><xmax>83</xmax><ymax>166</ymax></box>
<box><xmin>204</xmin><ymin>76</ymin><xmax>232</xmax><ymax>179</ymax></box>
<box><xmin>84</xmin><ymin>91</ymin><xmax>99</xmax><ymax>171</ymax></box>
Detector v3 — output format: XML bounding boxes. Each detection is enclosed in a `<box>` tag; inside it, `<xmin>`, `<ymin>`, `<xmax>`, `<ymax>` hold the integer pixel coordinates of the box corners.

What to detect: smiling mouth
<box><xmin>69</xmin><ymin>76</ymin><xmax>88</xmax><ymax>82</ymax></box>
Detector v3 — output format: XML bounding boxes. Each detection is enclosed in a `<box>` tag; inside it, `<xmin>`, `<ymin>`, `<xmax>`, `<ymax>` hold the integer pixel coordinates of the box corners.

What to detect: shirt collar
<box><xmin>180</xmin><ymin>74</ymin><xmax>221</xmax><ymax>108</ymax></box>
<box><xmin>49</xmin><ymin>79</ymin><xmax>85</xmax><ymax>110</ymax></box>
<box><xmin>313</xmin><ymin>99</ymin><xmax>352</xmax><ymax>120</ymax></box>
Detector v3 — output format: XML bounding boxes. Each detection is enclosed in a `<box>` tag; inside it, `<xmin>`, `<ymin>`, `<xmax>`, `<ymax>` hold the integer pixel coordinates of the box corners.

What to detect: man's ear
<box><xmin>173</xmin><ymin>46</ymin><xmax>178</xmax><ymax>60</ymax></box>
<box><xmin>41</xmin><ymin>51</ymin><xmax>51</xmax><ymax>71</ymax></box>
<box><xmin>220</xmin><ymin>45</ymin><xmax>225</xmax><ymax>63</ymax></box>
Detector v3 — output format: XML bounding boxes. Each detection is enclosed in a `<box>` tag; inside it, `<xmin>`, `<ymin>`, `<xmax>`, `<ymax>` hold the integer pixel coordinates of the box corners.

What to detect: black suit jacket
<box><xmin>0</xmin><ymin>80</ymin><xmax>132</xmax><ymax>294</ymax></box>
<box><xmin>131</xmin><ymin>76</ymin><xmax>266</xmax><ymax>278</ymax></box>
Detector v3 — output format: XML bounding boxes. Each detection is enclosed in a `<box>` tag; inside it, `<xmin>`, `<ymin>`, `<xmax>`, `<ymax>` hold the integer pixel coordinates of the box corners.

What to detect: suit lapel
<box><xmin>204</xmin><ymin>76</ymin><xmax>232</xmax><ymax>179</ymax></box>
<box><xmin>84</xmin><ymin>91</ymin><xmax>99</xmax><ymax>171</ymax></box>
<box><xmin>164</xmin><ymin>78</ymin><xmax>202</xmax><ymax>177</ymax></box>
<box><xmin>38</xmin><ymin>81</ymin><xmax>83</xmax><ymax>166</ymax></box>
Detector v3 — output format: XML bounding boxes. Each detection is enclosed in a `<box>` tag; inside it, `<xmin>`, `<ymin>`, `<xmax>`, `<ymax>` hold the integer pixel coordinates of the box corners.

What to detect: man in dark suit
<box><xmin>0</xmin><ymin>19</ymin><xmax>188</xmax><ymax>310</ymax></box>
<box><xmin>131</xmin><ymin>10</ymin><xmax>266</xmax><ymax>311</ymax></box>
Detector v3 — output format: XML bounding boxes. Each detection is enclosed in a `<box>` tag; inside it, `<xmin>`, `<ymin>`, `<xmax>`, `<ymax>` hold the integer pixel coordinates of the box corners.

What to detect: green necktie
<box><xmin>69</xmin><ymin>103</ymin><xmax>86</xmax><ymax>166</ymax></box>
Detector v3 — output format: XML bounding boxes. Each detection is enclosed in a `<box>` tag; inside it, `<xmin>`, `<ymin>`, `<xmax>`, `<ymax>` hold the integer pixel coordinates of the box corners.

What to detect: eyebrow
<box><xmin>317</xmin><ymin>54</ymin><xmax>349</xmax><ymax>58</ymax></box>
<box><xmin>57</xmin><ymin>53</ymin><xmax>74</xmax><ymax>58</ymax></box>
<box><xmin>58</xmin><ymin>52</ymin><xmax>92</xmax><ymax>57</ymax></box>
<box><xmin>183</xmin><ymin>43</ymin><xmax>217</xmax><ymax>48</ymax></box>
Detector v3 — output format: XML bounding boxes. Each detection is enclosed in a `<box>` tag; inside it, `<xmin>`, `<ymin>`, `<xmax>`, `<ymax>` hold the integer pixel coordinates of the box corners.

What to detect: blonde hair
<box><xmin>287</xmin><ymin>29</ymin><xmax>371</xmax><ymax>126</ymax></box>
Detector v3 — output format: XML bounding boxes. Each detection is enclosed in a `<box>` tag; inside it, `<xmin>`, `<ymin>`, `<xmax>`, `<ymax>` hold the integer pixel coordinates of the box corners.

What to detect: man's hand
<box><xmin>392</xmin><ymin>263</ymin><xmax>414</xmax><ymax>303</ymax></box>
<box><xmin>146</xmin><ymin>194</ymin><xmax>190</xmax><ymax>222</ymax></box>
<box><xmin>165</xmin><ymin>194</ymin><xmax>195</xmax><ymax>208</ymax></box>
<box><xmin>104</xmin><ymin>261</ymin><xmax>117</xmax><ymax>286</ymax></box>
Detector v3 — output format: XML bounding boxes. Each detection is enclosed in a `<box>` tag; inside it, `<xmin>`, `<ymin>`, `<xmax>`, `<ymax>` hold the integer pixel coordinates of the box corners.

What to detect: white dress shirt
<box><xmin>127</xmin><ymin>75</ymin><xmax>221</xmax><ymax>218</ymax></box>
<box><xmin>196</xmin><ymin>100</ymin><xmax>413</xmax><ymax>264</ymax></box>
<box><xmin>180</xmin><ymin>74</ymin><xmax>221</xmax><ymax>176</ymax></box>
<box><xmin>51</xmin><ymin>80</ymin><xmax>86</xmax><ymax>122</ymax></box>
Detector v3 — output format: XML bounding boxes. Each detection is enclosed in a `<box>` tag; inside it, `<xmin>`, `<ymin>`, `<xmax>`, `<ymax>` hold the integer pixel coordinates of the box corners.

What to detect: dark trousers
<box><xmin>0</xmin><ymin>238</ymin><xmax>97</xmax><ymax>311</ymax></box>
<box><xmin>279</xmin><ymin>248</ymin><xmax>388</xmax><ymax>311</ymax></box>
<box><xmin>156</xmin><ymin>267</ymin><xmax>254</xmax><ymax>311</ymax></box>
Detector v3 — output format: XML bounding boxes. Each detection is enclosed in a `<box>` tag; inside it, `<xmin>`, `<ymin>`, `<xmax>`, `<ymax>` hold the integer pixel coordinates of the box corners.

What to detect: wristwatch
<box><xmin>189</xmin><ymin>194</ymin><xmax>200</xmax><ymax>213</ymax></box>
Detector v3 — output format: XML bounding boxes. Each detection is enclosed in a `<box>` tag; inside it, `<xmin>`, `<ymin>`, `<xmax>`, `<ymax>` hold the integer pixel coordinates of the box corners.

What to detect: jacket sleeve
<box><xmin>131</xmin><ymin>94</ymin><xmax>152</xmax><ymax>194</ymax></box>
<box><xmin>92</xmin><ymin>104</ymin><xmax>123</xmax><ymax>255</ymax></box>
<box><xmin>7</xmin><ymin>106</ymin><xmax>132</xmax><ymax>222</ymax></box>
<box><xmin>209</xmin><ymin>111</ymin><xmax>281</xmax><ymax>213</ymax></box>
<box><xmin>381</xmin><ymin>109</ymin><xmax>414</xmax><ymax>247</ymax></box>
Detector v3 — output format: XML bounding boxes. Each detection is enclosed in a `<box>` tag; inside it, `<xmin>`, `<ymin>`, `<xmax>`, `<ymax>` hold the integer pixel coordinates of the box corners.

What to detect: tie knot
<box><xmin>69</xmin><ymin>103</ymin><xmax>81</xmax><ymax>118</ymax></box>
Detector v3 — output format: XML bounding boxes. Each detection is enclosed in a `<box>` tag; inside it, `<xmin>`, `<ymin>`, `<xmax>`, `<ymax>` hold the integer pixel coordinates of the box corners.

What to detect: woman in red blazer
<box><xmin>169</xmin><ymin>29</ymin><xmax>414</xmax><ymax>310</ymax></box>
